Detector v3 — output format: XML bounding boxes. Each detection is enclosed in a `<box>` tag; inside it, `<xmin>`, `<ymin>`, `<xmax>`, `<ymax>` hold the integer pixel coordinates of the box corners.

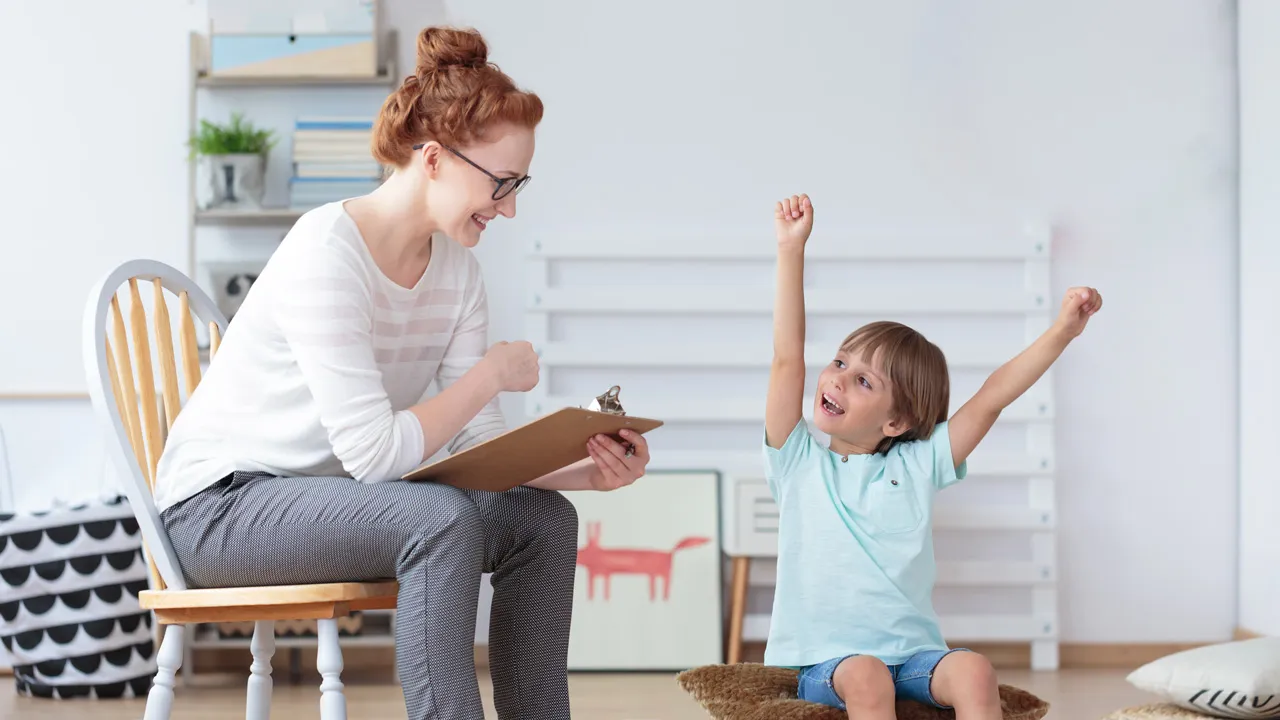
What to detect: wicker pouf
<box><xmin>0</xmin><ymin>496</ymin><xmax>156</xmax><ymax>699</ymax></box>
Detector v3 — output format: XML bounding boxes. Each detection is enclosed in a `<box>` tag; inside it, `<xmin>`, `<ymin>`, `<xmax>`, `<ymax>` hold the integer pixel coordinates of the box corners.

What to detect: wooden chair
<box><xmin>81</xmin><ymin>259</ymin><xmax>398</xmax><ymax>720</ymax></box>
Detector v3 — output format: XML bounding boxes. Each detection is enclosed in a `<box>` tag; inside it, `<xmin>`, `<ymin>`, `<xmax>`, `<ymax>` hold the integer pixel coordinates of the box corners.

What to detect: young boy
<box><xmin>764</xmin><ymin>194</ymin><xmax>1101</xmax><ymax>719</ymax></box>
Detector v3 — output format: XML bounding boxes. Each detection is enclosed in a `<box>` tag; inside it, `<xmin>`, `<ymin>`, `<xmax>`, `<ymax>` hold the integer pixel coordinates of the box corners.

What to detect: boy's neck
<box><xmin>828</xmin><ymin>436</ymin><xmax>881</xmax><ymax>457</ymax></box>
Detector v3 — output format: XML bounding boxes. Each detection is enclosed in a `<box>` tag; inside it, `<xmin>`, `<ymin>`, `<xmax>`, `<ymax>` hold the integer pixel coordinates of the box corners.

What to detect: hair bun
<box><xmin>416</xmin><ymin>26</ymin><xmax>489</xmax><ymax>73</ymax></box>
<box><xmin>373</xmin><ymin>25</ymin><xmax>542</xmax><ymax>168</ymax></box>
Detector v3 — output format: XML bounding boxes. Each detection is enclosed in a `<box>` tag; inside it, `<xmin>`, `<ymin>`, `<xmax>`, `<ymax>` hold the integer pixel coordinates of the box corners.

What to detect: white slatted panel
<box><xmin>722</xmin><ymin>485</ymin><xmax>1054</xmax><ymax>541</ymax></box>
<box><xmin>741</xmin><ymin>613</ymin><xmax>1056</xmax><ymax>645</ymax></box>
<box><xmin>531</xmin><ymin>229</ymin><xmax>1048</xmax><ymax>260</ymax></box>
<box><xmin>536</xmin><ymin>340</ymin><xmax>1022</xmax><ymax>370</ymax></box>
<box><xmin>524</xmin><ymin>225</ymin><xmax>1059</xmax><ymax>669</ymax></box>
<box><xmin>532</xmin><ymin>393</ymin><xmax>1052</xmax><ymax>424</ymax></box>
<box><xmin>645</xmin><ymin>450</ymin><xmax>1053</xmax><ymax>476</ymax></box>
<box><xmin>1023</xmin><ymin>244</ymin><xmax>1060</xmax><ymax>670</ymax></box>
<box><xmin>742</xmin><ymin>560</ymin><xmax>1056</xmax><ymax>589</ymax></box>
<box><xmin>935</xmin><ymin>505</ymin><xmax>1055</xmax><ymax>531</ymax></box>
<box><xmin>531</xmin><ymin>286</ymin><xmax>1047</xmax><ymax>314</ymax></box>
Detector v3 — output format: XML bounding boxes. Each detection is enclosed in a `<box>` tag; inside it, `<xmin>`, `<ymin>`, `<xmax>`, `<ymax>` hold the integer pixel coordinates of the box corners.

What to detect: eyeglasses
<box><xmin>412</xmin><ymin>142</ymin><xmax>531</xmax><ymax>200</ymax></box>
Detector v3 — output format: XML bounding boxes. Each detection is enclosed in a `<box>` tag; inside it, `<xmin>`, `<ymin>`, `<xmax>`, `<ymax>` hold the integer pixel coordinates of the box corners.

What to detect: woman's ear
<box><xmin>417</xmin><ymin>141</ymin><xmax>443</xmax><ymax>179</ymax></box>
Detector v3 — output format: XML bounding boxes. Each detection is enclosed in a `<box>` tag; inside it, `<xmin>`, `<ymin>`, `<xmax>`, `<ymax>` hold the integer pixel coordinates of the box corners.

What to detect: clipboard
<box><xmin>402</xmin><ymin>386</ymin><xmax>664</xmax><ymax>492</ymax></box>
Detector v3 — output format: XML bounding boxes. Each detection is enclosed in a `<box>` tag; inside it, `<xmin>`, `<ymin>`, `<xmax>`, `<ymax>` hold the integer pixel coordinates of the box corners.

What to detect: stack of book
<box><xmin>288</xmin><ymin>116</ymin><xmax>383</xmax><ymax>209</ymax></box>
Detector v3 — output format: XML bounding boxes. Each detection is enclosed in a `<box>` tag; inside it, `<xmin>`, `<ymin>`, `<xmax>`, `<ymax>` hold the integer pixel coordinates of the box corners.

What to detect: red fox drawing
<box><xmin>576</xmin><ymin>521</ymin><xmax>710</xmax><ymax>602</ymax></box>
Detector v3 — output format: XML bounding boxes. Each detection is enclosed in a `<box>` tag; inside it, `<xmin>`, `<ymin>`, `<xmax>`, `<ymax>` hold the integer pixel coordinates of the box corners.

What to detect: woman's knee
<box><xmin>409</xmin><ymin>484</ymin><xmax>484</xmax><ymax>544</ymax></box>
<box><xmin>524</xmin><ymin>489</ymin><xmax>579</xmax><ymax>556</ymax></box>
<box><xmin>389</xmin><ymin>485</ymin><xmax>486</xmax><ymax>582</ymax></box>
<box><xmin>531</xmin><ymin>488</ymin><xmax>578</xmax><ymax>543</ymax></box>
<box><xmin>477</xmin><ymin>487</ymin><xmax>578</xmax><ymax>546</ymax></box>
<box><xmin>833</xmin><ymin>655</ymin><xmax>894</xmax><ymax>709</ymax></box>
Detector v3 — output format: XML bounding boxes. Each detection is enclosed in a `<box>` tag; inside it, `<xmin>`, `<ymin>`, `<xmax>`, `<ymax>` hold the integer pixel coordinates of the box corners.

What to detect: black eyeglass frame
<box><xmin>412</xmin><ymin>142</ymin><xmax>531</xmax><ymax>200</ymax></box>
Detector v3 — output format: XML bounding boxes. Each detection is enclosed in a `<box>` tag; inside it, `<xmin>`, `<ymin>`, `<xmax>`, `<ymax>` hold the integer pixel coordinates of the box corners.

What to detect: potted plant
<box><xmin>189</xmin><ymin>112</ymin><xmax>276</xmax><ymax>210</ymax></box>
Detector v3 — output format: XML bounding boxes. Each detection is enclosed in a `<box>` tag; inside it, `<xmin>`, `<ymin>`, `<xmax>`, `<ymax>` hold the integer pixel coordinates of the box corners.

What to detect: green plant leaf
<box><xmin>188</xmin><ymin>111</ymin><xmax>277</xmax><ymax>157</ymax></box>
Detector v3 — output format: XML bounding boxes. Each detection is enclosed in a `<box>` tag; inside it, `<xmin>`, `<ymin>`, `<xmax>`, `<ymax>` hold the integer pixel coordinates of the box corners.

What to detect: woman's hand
<box><xmin>585</xmin><ymin>429</ymin><xmax>650</xmax><ymax>491</ymax></box>
<box><xmin>481</xmin><ymin>340</ymin><xmax>540</xmax><ymax>392</ymax></box>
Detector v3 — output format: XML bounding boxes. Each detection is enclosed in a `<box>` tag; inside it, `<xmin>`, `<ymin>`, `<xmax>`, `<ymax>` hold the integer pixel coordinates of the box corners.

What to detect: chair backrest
<box><xmin>82</xmin><ymin>259</ymin><xmax>229</xmax><ymax>593</ymax></box>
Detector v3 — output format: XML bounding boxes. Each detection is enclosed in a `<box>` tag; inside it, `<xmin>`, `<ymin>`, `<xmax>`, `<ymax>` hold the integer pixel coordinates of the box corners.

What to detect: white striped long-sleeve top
<box><xmin>153</xmin><ymin>201</ymin><xmax>506</xmax><ymax>513</ymax></box>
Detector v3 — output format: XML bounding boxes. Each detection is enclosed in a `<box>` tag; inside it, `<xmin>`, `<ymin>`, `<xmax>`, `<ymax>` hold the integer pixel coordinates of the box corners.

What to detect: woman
<box><xmin>153</xmin><ymin>25</ymin><xmax>651</xmax><ymax>720</ymax></box>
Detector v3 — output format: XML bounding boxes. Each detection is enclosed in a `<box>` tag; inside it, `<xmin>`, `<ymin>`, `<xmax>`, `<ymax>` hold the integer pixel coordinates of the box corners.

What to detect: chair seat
<box><xmin>140</xmin><ymin>580</ymin><xmax>399</xmax><ymax>624</ymax></box>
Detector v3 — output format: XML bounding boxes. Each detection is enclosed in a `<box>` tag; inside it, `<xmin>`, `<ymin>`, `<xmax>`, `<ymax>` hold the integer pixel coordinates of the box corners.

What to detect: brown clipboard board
<box><xmin>401</xmin><ymin>395</ymin><xmax>664</xmax><ymax>492</ymax></box>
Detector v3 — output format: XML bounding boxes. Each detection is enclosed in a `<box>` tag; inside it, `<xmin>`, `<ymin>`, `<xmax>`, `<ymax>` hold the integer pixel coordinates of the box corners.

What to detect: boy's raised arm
<box><xmin>766</xmin><ymin>194</ymin><xmax>813</xmax><ymax>449</ymax></box>
<box><xmin>948</xmin><ymin>286</ymin><xmax>1103</xmax><ymax>467</ymax></box>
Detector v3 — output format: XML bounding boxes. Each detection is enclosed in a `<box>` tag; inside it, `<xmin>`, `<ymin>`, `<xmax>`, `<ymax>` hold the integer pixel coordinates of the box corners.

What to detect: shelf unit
<box><xmin>183</xmin><ymin>29</ymin><xmax>398</xmax><ymax>280</ymax></box>
<box><xmin>194</xmin><ymin>207</ymin><xmax>306</xmax><ymax>225</ymax></box>
<box><xmin>196</xmin><ymin>69</ymin><xmax>399</xmax><ymax>88</ymax></box>
<box><xmin>525</xmin><ymin>225</ymin><xmax>1061</xmax><ymax>670</ymax></box>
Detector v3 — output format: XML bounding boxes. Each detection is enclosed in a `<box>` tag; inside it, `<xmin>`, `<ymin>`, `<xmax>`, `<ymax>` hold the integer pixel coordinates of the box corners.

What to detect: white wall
<box><xmin>0</xmin><ymin>0</ymin><xmax>207</xmax><ymax>506</ymax></box>
<box><xmin>0</xmin><ymin>1</ymin><xmax>193</xmax><ymax>395</ymax></box>
<box><xmin>1237</xmin><ymin>0</ymin><xmax>1280</xmax><ymax>638</ymax></box>
<box><xmin>0</xmin><ymin>0</ymin><xmax>1240</xmax><ymax>647</ymax></box>
<box><xmin>452</xmin><ymin>0</ymin><xmax>1240</xmax><ymax>644</ymax></box>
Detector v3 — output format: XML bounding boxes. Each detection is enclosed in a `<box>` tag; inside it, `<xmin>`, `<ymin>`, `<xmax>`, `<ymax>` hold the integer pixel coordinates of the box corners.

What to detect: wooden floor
<box><xmin>3</xmin><ymin>667</ymin><xmax>1160</xmax><ymax>719</ymax></box>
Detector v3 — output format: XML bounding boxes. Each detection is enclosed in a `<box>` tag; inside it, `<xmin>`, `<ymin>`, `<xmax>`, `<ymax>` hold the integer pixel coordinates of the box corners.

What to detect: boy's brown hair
<box><xmin>840</xmin><ymin>321</ymin><xmax>950</xmax><ymax>454</ymax></box>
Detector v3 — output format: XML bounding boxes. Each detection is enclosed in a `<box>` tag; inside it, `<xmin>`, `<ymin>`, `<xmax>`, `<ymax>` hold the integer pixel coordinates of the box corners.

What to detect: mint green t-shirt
<box><xmin>761</xmin><ymin>418</ymin><xmax>967</xmax><ymax>668</ymax></box>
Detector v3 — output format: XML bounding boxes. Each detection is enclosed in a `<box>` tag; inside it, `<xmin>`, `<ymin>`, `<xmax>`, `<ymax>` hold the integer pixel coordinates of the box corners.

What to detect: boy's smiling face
<box><xmin>813</xmin><ymin>347</ymin><xmax>910</xmax><ymax>456</ymax></box>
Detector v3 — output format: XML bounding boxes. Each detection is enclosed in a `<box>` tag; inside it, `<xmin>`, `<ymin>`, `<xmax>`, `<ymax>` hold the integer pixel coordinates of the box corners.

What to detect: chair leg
<box><xmin>144</xmin><ymin>624</ymin><xmax>184</xmax><ymax>720</ymax></box>
<box><xmin>247</xmin><ymin>620</ymin><xmax>275</xmax><ymax>720</ymax></box>
<box><xmin>727</xmin><ymin>556</ymin><xmax>750</xmax><ymax>664</ymax></box>
<box><xmin>316</xmin><ymin>618</ymin><xmax>346</xmax><ymax>720</ymax></box>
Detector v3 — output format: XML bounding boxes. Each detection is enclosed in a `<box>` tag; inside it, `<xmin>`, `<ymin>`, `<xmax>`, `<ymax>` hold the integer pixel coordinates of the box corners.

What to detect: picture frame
<box><xmin>564</xmin><ymin>469</ymin><xmax>723</xmax><ymax>671</ymax></box>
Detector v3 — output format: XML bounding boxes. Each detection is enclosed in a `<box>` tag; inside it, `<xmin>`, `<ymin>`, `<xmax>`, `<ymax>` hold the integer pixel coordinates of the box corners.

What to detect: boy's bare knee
<box><xmin>933</xmin><ymin>651</ymin><xmax>1000</xmax><ymax>707</ymax></box>
<box><xmin>832</xmin><ymin>655</ymin><xmax>894</xmax><ymax>708</ymax></box>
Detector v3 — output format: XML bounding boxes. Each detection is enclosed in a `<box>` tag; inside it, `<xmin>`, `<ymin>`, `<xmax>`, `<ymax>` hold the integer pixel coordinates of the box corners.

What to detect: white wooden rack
<box><xmin>524</xmin><ymin>225</ymin><xmax>1060</xmax><ymax>671</ymax></box>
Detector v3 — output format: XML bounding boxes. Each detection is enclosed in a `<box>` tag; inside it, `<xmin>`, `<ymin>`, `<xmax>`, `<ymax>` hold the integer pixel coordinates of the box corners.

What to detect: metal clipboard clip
<box><xmin>586</xmin><ymin>385</ymin><xmax>634</xmax><ymax>456</ymax></box>
<box><xmin>586</xmin><ymin>385</ymin><xmax>626</xmax><ymax>416</ymax></box>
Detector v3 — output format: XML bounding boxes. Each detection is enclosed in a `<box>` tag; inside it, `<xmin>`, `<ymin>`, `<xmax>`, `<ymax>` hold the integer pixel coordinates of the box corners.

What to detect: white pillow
<box><xmin>1126</xmin><ymin>637</ymin><xmax>1280</xmax><ymax>719</ymax></box>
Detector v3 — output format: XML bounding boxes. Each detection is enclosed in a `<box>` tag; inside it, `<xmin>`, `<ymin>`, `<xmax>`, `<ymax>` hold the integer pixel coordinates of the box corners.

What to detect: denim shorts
<box><xmin>797</xmin><ymin>648</ymin><xmax>968</xmax><ymax>709</ymax></box>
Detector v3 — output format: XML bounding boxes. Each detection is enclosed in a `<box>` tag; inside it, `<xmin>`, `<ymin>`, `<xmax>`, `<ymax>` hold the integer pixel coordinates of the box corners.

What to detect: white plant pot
<box><xmin>201</xmin><ymin>153</ymin><xmax>266</xmax><ymax>209</ymax></box>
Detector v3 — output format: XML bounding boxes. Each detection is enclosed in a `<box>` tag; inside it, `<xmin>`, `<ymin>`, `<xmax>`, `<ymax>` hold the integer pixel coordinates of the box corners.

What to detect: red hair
<box><xmin>372</xmin><ymin>26</ymin><xmax>544</xmax><ymax>167</ymax></box>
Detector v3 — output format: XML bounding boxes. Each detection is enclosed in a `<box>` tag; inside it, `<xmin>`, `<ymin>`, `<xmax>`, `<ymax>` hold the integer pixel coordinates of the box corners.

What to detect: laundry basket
<box><xmin>0</xmin><ymin>489</ymin><xmax>157</xmax><ymax>699</ymax></box>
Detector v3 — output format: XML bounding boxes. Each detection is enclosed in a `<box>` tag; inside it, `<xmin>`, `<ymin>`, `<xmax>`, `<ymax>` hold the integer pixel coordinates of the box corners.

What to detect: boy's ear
<box><xmin>882</xmin><ymin>415</ymin><xmax>912</xmax><ymax>439</ymax></box>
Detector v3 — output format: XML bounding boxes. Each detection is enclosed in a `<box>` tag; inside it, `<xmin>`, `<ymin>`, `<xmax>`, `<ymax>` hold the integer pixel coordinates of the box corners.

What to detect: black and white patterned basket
<box><xmin>0</xmin><ymin>496</ymin><xmax>157</xmax><ymax>699</ymax></box>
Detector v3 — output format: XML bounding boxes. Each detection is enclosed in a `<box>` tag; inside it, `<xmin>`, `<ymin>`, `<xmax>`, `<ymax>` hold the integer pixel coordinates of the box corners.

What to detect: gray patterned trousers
<box><xmin>161</xmin><ymin>471</ymin><xmax>579</xmax><ymax>720</ymax></box>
